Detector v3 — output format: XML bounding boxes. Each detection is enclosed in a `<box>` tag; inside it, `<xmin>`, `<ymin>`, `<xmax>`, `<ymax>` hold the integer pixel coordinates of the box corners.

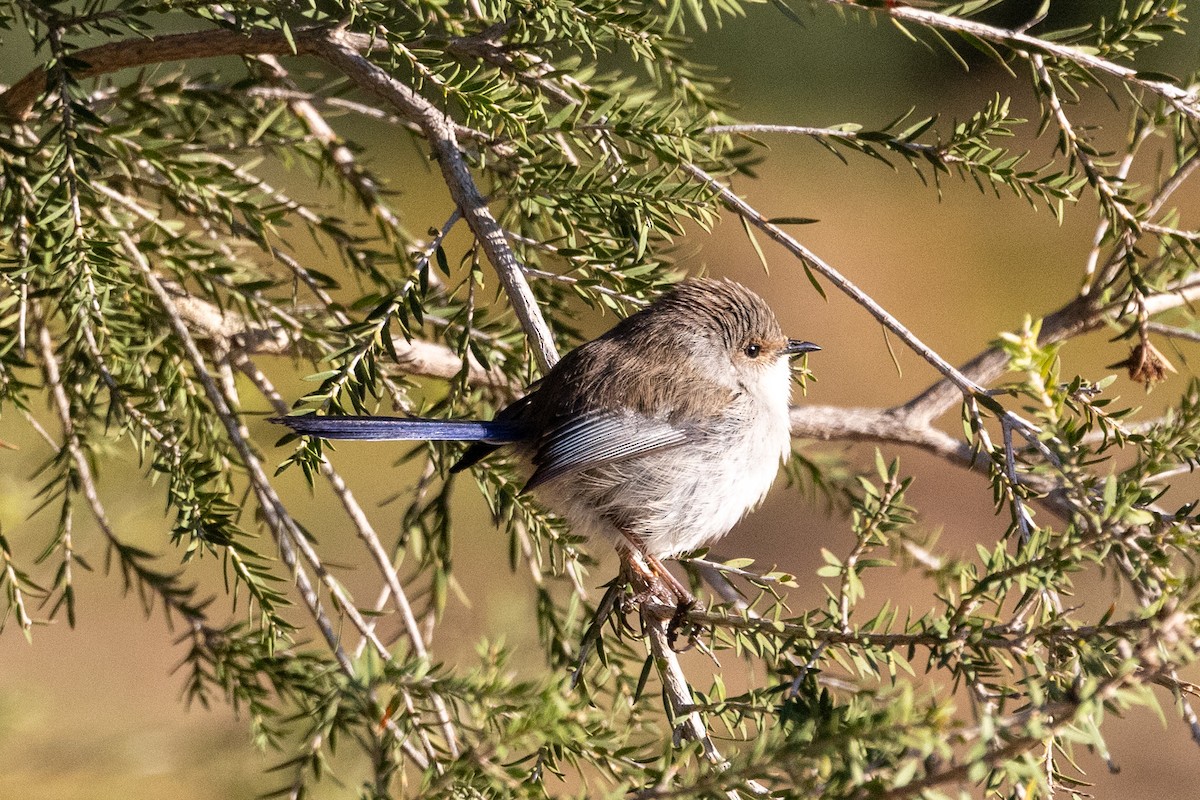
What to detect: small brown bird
<box><xmin>276</xmin><ymin>278</ymin><xmax>818</xmax><ymax>607</ymax></box>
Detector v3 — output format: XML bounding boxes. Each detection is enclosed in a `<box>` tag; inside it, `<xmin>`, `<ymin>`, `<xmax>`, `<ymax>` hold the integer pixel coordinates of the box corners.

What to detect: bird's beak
<box><xmin>785</xmin><ymin>339</ymin><xmax>821</xmax><ymax>356</ymax></box>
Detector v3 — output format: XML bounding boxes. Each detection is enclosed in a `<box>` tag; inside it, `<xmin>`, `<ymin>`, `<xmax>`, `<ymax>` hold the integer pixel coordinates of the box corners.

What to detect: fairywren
<box><xmin>275</xmin><ymin>278</ymin><xmax>818</xmax><ymax>604</ymax></box>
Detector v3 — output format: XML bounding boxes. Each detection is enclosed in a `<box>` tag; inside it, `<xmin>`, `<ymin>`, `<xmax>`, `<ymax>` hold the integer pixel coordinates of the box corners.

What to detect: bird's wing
<box><xmin>523</xmin><ymin>411</ymin><xmax>697</xmax><ymax>492</ymax></box>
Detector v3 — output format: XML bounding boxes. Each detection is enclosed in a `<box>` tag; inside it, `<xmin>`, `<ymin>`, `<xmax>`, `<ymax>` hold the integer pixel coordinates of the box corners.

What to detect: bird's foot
<box><xmin>621</xmin><ymin>583</ymin><xmax>702</xmax><ymax>652</ymax></box>
<box><xmin>616</xmin><ymin>542</ymin><xmax>708</xmax><ymax>651</ymax></box>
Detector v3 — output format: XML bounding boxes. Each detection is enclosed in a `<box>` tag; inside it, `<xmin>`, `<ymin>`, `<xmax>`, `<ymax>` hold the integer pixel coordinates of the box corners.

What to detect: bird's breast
<box><xmin>528</xmin><ymin>394</ymin><xmax>793</xmax><ymax>558</ymax></box>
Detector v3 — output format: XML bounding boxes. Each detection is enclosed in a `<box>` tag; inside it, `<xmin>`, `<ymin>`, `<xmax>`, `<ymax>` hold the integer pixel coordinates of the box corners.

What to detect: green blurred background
<box><xmin>3</xmin><ymin>3</ymin><xmax>1200</xmax><ymax>797</ymax></box>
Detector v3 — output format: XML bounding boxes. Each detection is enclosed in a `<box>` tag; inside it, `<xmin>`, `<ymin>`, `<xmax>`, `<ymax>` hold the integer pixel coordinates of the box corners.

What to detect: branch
<box><xmin>34</xmin><ymin>319</ymin><xmax>211</xmax><ymax>632</ymax></box>
<box><xmin>827</xmin><ymin>2</ymin><xmax>1200</xmax><ymax>123</ymax></box>
<box><xmin>2</xmin><ymin>20</ymin><xmax>577</xmax><ymax>372</ymax></box>
<box><xmin>682</xmin><ymin>162</ymin><xmax>985</xmax><ymax>398</ymax></box>
<box><xmin>789</xmin><ymin>404</ymin><xmax>974</xmax><ymax>460</ymax></box>
<box><xmin>231</xmin><ymin>351</ymin><xmax>461</xmax><ymax>758</ymax></box>
<box><xmin>643</xmin><ymin>616</ymin><xmax>766</xmax><ymax>799</ymax></box>
<box><xmin>1080</xmin><ymin>125</ymin><xmax>1153</xmax><ymax>294</ymax></box>
<box><xmin>852</xmin><ymin>610</ymin><xmax>1197</xmax><ymax>800</ymax></box>
<box><xmin>2</xmin><ymin>23</ymin><xmax>496</xmax><ymax>148</ymax></box>
<box><xmin>2</xmin><ymin>26</ymin><xmax>351</xmax><ymax>120</ymax></box>
<box><xmin>705</xmin><ymin>122</ymin><xmax>1004</xmax><ymax>178</ymax></box>
<box><xmin>90</xmin><ymin>179</ymin><xmax>511</xmax><ymax>396</ymax></box>
<box><xmin>1030</xmin><ymin>54</ymin><xmax>1138</xmax><ymax>228</ymax></box>
<box><xmin>251</xmin><ymin>55</ymin><xmax>420</xmax><ymax>247</ymax></box>
<box><xmin>307</xmin><ymin>33</ymin><xmax>562</xmax><ymax>373</ymax></box>
<box><xmin>101</xmin><ymin>206</ymin><xmax>434</xmax><ymax>770</ymax></box>
<box><xmin>171</xmin><ymin>283</ymin><xmax>507</xmax><ymax>387</ymax></box>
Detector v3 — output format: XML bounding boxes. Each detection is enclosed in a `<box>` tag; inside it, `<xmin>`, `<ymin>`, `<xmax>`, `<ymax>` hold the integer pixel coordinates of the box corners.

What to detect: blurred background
<box><xmin>3</xmin><ymin>2</ymin><xmax>1200</xmax><ymax>797</ymax></box>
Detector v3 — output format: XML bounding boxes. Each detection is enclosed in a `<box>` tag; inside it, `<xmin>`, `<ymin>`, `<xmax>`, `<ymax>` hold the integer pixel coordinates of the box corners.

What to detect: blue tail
<box><xmin>272</xmin><ymin>415</ymin><xmax>525</xmax><ymax>443</ymax></box>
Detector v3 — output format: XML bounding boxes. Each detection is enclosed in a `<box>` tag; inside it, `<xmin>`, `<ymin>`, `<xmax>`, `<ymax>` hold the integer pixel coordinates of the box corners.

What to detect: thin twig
<box><xmin>706</xmin><ymin>122</ymin><xmax>972</xmax><ymax>169</ymax></box>
<box><xmin>1031</xmin><ymin>55</ymin><xmax>1138</xmax><ymax>229</ymax></box>
<box><xmin>233</xmin><ymin>350</ymin><xmax>461</xmax><ymax>758</ymax></box>
<box><xmin>832</xmin><ymin>2</ymin><xmax>1200</xmax><ymax>123</ymax></box>
<box><xmin>253</xmin><ymin>55</ymin><xmax>416</xmax><ymax>244</ymax></box>
<box><xmin>682</xmin><ymin>162</ymin><xmax>985</xmax><ymax>398</ymax></box>
<box><xmin>1080</xmin><ymin>125</ymin><xmax>1153</xmax><ymax>294</ymax></box>
<box><xmin>1146</xmin><ymin>321</ymin><xmax>1200</xmax><ymax>344</ymax></box>
<box><xmin>103</xmin><ymin>207</ymin><xmax>433</xmax><ymax>770</ymax></box>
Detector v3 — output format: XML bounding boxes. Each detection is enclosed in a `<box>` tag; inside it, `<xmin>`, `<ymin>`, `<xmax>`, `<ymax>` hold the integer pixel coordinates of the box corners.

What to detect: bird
<box><xmin>274</xmin><ymin>277</ymin><xmax>818</xmax><ymax>614</ymax></box>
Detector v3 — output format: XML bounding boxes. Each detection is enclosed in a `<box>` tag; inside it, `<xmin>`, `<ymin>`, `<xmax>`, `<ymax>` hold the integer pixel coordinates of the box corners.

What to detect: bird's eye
<box><xmin>743</xmin><ymin>343</ymin><xmax>762</xmax><ymax>358</ymax></box>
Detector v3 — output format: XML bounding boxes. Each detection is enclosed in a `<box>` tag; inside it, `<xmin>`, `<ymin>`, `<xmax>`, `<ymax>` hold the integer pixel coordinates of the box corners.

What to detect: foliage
<box><xmin>2</xmin><ymin>0</ymin><xmax>1200</xmax><ymax>798</ymax></box>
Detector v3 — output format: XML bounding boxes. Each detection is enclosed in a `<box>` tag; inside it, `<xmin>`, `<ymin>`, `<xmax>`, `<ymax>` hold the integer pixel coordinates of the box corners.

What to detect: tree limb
<box><xmin>310</xmin><ymin>32</ymin><xmax>560</xmax><ymax>372</ymax></box>
<box><xmin>825</xmin><ymin>1</ymin><xmax>1200</xmax><ymax>123</ymax></box>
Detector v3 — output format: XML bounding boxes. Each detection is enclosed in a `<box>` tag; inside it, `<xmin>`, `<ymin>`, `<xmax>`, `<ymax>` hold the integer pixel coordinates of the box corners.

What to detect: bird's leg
<box><xmin>617</xmin><ymin>533</ymin><xmax>701</xmax><ymax>651</ymax></box>
<box><xmin>617</xmin><ymin>538</ymin><xmax>690</xmax><ymax>603</ymax></box>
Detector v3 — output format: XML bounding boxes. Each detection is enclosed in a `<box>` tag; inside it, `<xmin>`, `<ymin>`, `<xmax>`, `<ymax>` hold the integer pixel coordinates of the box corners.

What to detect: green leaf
<box><xmin>740</xmin><ymin>213</ymin><xmax>770</xmax><ymax>275</ymax></box>
<box><xmin>766</xmin><ymin>217</ymin><xmax>820</xmax><ymax>225</ymax></box>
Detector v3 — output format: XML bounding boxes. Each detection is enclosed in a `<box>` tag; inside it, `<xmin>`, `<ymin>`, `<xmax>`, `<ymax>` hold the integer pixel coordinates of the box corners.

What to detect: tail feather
<box><xmin>271</xmin><ymin>415</ymin><xmax>524</xmax><ymax>443</ymax></box>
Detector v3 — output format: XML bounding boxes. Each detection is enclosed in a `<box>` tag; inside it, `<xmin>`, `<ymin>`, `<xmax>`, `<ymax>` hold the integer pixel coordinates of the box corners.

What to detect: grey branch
<box><xmin>831</xmin><ymin>1</ymin><xmax>1200</xmax><ymax>123</ymax></box>
<box><xmin>164</xmin><ymin>281</ymin><xmax>508</xmax><ymax>387</ymax></box>
<box><xmin>309</xmin><ymin>32</ymin><xmax>562</xmax><ymax>373</ymax></box>
<box><xmin>683</xmin><ymin>162</ymin><xmax>986</xmax><ymax>398</ymax></box>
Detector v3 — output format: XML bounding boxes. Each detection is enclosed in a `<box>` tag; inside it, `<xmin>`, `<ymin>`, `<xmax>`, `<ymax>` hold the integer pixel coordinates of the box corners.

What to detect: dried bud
<box><xmin>1107</xmin><ymin>341</ymin><xmax>1177</xmax><ymax>389</ymax></box>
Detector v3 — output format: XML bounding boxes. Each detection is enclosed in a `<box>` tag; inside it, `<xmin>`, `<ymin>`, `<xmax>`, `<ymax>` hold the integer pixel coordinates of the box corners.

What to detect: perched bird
<box><xmin>275</xmin><ymin>278</ymin><xmax>817</xmax><ymax>608</ymax></box>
